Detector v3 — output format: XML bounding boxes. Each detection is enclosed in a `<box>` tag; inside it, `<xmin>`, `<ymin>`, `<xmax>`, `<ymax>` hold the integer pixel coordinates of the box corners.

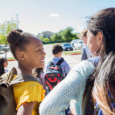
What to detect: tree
<box><xmin>43</xmin><ymin>38</ymin><xmax>50</xmax><ymax>43</ymax></box>
<box><xmin>51</xmin><ymin>33</ymin><xmax>62</xmax><ymax>42</ymax></box>
<box><xmin>0</xmin><ymin>18</ymin><xmax>18</xmax><ymax>58</ymax></box>
<box><xmin>60</xmin><ymin>27</ymin><xmax>74</xmax><ymax>42</ymax></box>
<box><xmin>72</xmin><ymin>33</ymin><xmax>79</xmax><ymax>40</ymax></box>
<box><xmin>39</xmin><ymin>36</ymin><xmax>44</xmax><ymax>41</ymax></box>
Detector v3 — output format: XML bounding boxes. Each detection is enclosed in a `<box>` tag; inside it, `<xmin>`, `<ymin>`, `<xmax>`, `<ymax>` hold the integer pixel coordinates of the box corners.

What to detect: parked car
<box><xmin>71</xmin><ymin>40</ymin><xmax>77</xmax><ymax>47</ymax></box>
<box><xmin>3</xmin><ymin>45</ymin><xmax>10</xmax><ymax>51</ymax></box>
<box><xmin>0</xmin><ymin>45</ymin><xmax>5</xmax><ymax>52</ymax></box>
<box><xmin>74</xmin><ymin>40</ymin><xmax>85</xmax><ymax>50</ymax></box>
<box><xmin>0</xmin><ymin>45</ymin><xmax>10</xmax><ymax>52</ymax></box>
<box><xmin>71</xmin><ymin>39</ymin><xmax>82</xmax><ymax>48</ymax></box>
<box><xmin>61</xmin><ymin>43</ymin><xmax>73</xmax><ymax>51</ymax></box>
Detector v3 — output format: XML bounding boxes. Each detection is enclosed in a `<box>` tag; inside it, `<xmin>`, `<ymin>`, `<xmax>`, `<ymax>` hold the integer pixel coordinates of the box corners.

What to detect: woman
<box><xmin>7</xmin><ymin>30</ymin><xmax>46</xmax><ymax>115</ymax></box>
<box><xmin>0</xmin><ymin>57</ymin><xmax>8</xmax><ymax>76</ymax></box>
<box><xmin>39</xmin><ymin>7</ymin><xmax>115</xmax><ymax>115</ymax></box>
<box><xmin>83</xmin><ymin>7</ymin><xmax>115</xmax><ymax>115</ymax></box>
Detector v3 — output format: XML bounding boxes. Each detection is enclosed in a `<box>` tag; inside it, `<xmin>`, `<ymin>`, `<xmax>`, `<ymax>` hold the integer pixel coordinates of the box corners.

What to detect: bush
<box><xmin>43</xmin><ymin>38</ymin><xmax>50</xmax><ymax>43</ymax></box>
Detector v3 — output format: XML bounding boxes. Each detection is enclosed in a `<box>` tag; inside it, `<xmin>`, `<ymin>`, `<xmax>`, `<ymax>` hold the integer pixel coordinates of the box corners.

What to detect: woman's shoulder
<box><xmin>72</xmin><ymin>60</ymin><xmax>95</xmax><ymax>73</ymax></box>
<box><xmin>64</xmin><ymin>60</ymin><xmax>95</xmax><ymax>89</ymax></box>
<box><xmin>87</xmin><ymin>57</ymin><xmax>100</xmax><ymax>65</ymax></box>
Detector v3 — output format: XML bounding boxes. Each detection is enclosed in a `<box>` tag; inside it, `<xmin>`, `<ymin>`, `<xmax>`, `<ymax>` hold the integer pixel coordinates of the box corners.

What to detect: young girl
<box><xmin>0</xmin><ymin>57</ymin><xmax>8</xmax><ymax>76</ymax></box>
<box><xmin>7</xmin><ymin>30</ymin><xmax>46</xmax><ymax>115</ymax></box>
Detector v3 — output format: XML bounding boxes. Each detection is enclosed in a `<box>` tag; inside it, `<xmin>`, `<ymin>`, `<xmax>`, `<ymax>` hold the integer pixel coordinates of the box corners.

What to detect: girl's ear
<box><xmin>16</xmin><ymin>50</ymin><xmax>26</xmax><ymax>61</ymax></box>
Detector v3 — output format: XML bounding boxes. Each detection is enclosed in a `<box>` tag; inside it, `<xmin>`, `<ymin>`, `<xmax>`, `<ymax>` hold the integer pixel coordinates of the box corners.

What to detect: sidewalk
<box><xmin>0</xmin><ymin>51</ymin><xmax>13</xmax><ymax>58</ymax></box>
<box><xmin>7</xmin><ymin>61</ymin><xmax>18</xmax><ymax>71</ymax></box>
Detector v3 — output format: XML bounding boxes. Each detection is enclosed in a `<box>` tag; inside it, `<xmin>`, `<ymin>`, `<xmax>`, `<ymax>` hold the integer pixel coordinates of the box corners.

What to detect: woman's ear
<box><xmin>98</xmin><ymin>31</ymin><xmax>103</xmax><ymax>45</ymax></box>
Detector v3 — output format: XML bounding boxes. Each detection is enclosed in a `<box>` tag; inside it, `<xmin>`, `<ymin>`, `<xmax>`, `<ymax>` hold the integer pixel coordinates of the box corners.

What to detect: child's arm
<box><xmin>64</xmin><ymin>61</ymin><xmax>71</xmax><ymax>77</ymax></box>
<box><xmin>17</xmin><ymin>101</ymin><xmax>36</xmax><ymax>115</ymax></box>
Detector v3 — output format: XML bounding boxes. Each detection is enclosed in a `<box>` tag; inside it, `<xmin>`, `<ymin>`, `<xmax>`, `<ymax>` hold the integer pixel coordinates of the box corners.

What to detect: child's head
<box><xmin>7</xmin><ymin>30</ymin><xmax>46</xmax><ymax>70</ymax></box>
<box><xmin>80</xmin><ymin>29</ymin><xmax>88</xmax><ymax>45</ymax></box>
<box><xmin>52</xmin><ymin>44</ymin><xmax>63</xmax><ymax>57</ymax></box>
<box><xmin>0</xmin><ymin>57</ymin><xmax>7</xmax><ymax>76</ymax></box>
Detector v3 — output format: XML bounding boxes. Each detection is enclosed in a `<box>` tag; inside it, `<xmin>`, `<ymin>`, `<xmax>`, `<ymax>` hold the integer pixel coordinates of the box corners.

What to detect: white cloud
<box><xmin>50</xmin><ymin>14</ymin><xmax>60</xmax><ymax>17</ymax></box>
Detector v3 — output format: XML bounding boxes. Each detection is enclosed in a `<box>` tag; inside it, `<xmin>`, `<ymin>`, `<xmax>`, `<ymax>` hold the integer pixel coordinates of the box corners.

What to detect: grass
<box><xmin>63</xmin><ymin>50</ymin><xmax>81</xmax><ymax>55</ymax></box>
<box><xmin>7</xmin><ymin>57</ymin><xmax>15</xmax><ymax>60</ymax></box>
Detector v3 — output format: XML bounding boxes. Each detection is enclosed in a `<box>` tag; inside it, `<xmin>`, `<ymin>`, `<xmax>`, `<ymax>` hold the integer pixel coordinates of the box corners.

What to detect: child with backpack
<box><xmin>45</xmin><ymin>44</ymin><xmax>70</xmax><ymax>91</ymax></box>
<box><xmin>0</xmin><ymin>29</ymin><xmax>46</xmax><ymax>115</ymax></box>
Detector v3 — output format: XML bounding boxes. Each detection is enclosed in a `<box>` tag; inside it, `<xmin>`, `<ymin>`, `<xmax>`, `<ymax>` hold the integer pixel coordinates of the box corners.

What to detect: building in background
<box><xmin>37</xmin><ymin>31</ymin><xmax>53</xmax><ymax>41</ymax></box>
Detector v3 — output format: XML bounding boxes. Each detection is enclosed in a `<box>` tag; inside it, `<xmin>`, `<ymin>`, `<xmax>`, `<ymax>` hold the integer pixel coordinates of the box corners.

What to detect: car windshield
<box><xmin>63</xmin><ymin>44</ymin><xmax>71</xmax><ymax>46</ymax></box>
<box><xmin>79</xmin><ymin>41</ymin><xmax>83</xmax><ymax>44</ymax></box>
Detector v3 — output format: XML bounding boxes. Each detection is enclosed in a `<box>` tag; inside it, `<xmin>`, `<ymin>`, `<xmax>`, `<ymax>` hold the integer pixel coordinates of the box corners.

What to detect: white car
<box><xmin>71</xmin><ymin>39</ymin><xmax>81</xmax><ymax>47</ymax></box>
<box><xmin>71</xmin><ymin>40</ymin><xmax>76</xmax><ymax>47</ymax></box>
<box><xmin>74</xmin><ymin>40</ymin><xmax>85</xmax><ymax>50</ymax></box>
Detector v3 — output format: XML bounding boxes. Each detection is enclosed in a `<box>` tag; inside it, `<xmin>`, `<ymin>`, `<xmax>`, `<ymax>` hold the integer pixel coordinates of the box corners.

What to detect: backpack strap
<box><xmin>56</xmin><ymin>58</ymin><xmax>64</xmax><ymax>66</ymax></box>
<box><xmin>10</xmin><ymin>74</ymin><xmax>41</xmax><ymax>86</ymax></box>
<box><xmin>0</xmin><ymin>67</ymin><xmax>16</xmax><ymax>83</ymax></box>
<box><xmin>0</xmin><ymin>67</ymin><xmax>17</xmax><ymax>87</ymax></box>
<box><xmin>49</xmin><ymin>61</ymin><xmax>54</xmax><ymax>66</ymax></box>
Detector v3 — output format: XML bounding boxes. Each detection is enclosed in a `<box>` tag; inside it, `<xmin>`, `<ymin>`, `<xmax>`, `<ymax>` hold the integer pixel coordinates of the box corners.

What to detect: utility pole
<box><xmin>16</xmin><ymin>14</ymin><xmax>19</xmax><ymax>29</ymax></box>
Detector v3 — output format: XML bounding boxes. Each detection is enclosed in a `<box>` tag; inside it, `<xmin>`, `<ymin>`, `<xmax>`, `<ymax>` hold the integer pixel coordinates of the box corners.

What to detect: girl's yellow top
<box><xmin>12</xmin><ymin>75</ymin><xmax>46</xmax><ymax>115</ymax></box>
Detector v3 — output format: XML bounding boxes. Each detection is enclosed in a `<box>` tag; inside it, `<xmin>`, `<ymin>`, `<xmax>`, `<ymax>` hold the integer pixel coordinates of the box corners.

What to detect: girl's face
<box><xmin>18</xmin><ymin>37</ymin><xmax>46</xmax><ymax>69</ymax></box>
<box><xmin>87</xmin><ymin>30</ymin><xmax>102</xmax><ymax>57</ymax></box>
<box><xmin>4</xmin><ymin>60</ymin><xmax>8</xmax><ymax>68</ymax></box>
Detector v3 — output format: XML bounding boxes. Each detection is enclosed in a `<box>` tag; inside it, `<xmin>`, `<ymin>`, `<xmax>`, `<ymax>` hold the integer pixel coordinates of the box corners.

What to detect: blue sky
<box><xmin>0</xmin><ymin>0</ymin><xmax>115</xmax><ymax>35</ymax></box>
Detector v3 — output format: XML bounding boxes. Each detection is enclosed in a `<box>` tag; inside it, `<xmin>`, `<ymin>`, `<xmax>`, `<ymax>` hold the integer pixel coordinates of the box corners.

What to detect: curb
<box><xmin>70</xmin><ymin>53</ymin><xmax>81</xmax><ymax>55</ymax></box>
<box><xmin>8</xmin><ymin>59</ymin><xmax>15</xmax><ymax>61</ymax></box>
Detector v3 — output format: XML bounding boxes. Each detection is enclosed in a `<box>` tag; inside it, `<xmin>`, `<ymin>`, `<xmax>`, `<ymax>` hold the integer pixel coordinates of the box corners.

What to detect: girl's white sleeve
<box><xmin>39</xmin><ymin>60</ymin><xmax>95</xmax><ymax>115</ymax></box>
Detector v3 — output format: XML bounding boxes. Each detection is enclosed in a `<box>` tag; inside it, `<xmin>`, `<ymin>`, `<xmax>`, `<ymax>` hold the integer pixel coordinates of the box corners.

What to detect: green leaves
<box><xmin>51</xmin><ymin>27</ymin><xmax>79</xmax><ymax>42</ymax></box>
<box><xmin>0</xmin><ymin>18</ymin><xmax>18</xmax><ymax>45</ymax></box>
<box><xmin>43</xmin><ymin>38</ymin><xmax>50</xmax><ymax>43</ymax></box>
<box><xmin>51</xmin><ymin>33</ymin><xmax>62</xmax><ymax>42</ymax></box>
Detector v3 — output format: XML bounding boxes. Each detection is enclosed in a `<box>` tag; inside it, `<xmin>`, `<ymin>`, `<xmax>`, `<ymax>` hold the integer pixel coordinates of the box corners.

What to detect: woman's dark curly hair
<box><xmin>82</xmin><ymin>8</ymin><xmax>115</xmax><ymax>115</ymax></box>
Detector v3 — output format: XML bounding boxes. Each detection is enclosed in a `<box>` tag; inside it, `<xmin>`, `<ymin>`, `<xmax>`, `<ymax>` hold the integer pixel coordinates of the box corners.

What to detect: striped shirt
<box><xmin>46</xmin><ymin>57</ymin><xmax>70</xmax><ymax>77</ymax></box>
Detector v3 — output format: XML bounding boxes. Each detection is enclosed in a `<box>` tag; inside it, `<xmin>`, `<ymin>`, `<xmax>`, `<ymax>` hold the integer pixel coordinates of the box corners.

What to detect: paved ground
<box><xmin>7</xmin><ymin>54</ymin><xmax>81</xmax><ymax>71</ymax></box>
<box><xmin>0</xmin><ymin>44</ymin><xmax>81</xmax><ymax>71</ymax></box>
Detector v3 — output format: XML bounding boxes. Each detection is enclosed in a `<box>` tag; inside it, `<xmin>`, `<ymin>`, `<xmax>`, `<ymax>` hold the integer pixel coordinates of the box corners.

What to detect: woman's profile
<box><xmin>39</xmin><ymin>7</ymin><xmax>115</xmax><ymax>115</ymax></box>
